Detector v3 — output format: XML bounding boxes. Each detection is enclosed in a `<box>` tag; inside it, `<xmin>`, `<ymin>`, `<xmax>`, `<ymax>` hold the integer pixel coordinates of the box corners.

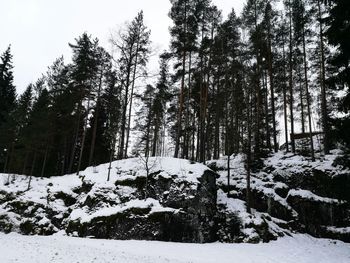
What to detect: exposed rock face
<box><xmin>0</xmin><ymin>158</ymin><xmax>218</xmax><ymax>243</ymax></box>
<box><xmin>210</xmin><ymin>150</ymin><xmax>350</xmax><ymax>243</ymax></box>
<box><xmin>285</xmin><ymin>191</ymin><xmax>350</xmax><ymax>241</ymax></box>
<box><xmin>67</xmin><ymin>169</ymin><xmax>218</xmax><ymax>243</ymax></box>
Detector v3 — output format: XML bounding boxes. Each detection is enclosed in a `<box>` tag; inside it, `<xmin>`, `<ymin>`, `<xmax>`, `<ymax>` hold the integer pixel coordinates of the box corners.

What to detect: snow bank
<box><xmin>0</xmin><ymin>233</ymin><xmax>349</xmax><ymax>263</ymax></box>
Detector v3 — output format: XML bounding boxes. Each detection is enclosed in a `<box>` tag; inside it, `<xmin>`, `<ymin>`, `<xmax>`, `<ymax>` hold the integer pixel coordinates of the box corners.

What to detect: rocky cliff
<box><xmin>0</xmin><ymin>151</ymin><xmax>349</xmax><ymax>243</ymax></box>
<box><xmin>0</xmin><ymin>157</ymin><xmax>217</xmax><ymax>243</ymax></box>
<box><xmin>209</xmin><ymin>150</ymin><xmax>350</xmax><ymax>243</ymax></box>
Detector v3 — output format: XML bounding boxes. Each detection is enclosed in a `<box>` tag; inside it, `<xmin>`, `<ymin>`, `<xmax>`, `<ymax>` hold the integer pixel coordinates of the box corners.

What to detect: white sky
<box><xmin>0</xmin><ymin>0</ymin><xmax>244</xmax><ymax>93</ymax></box>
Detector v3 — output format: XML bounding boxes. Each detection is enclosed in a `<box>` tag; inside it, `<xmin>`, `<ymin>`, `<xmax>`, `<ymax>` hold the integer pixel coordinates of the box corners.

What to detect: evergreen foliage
<box><xmin>1</xmin><ymin>0</ymin><xmax>349</xmax><ymax>191</ymax></box>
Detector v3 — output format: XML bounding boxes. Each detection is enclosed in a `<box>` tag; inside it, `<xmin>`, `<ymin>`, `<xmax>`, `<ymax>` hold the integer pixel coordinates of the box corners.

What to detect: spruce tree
<box><xmin>323</xmin><ymin>0</ymin><xmax>350</xmax><ymax>148</ymax></box>
<box><xmin>0</xmin><ymin>46</ymin><xmax>16</xmax><ymax>126</ymax></box>
<box><xmin>68</xmin><ymin>33</ymin><xmax>99</xmax><ymax>174</ymax></box>
<box><xmin>151</xmin><ymin>54</ymin><xmax>171</xmax><ymax>156</ymax></box>
<box><xmin>0</xmin><ymin>46</ymin><xmax>17</xmax><ymax>172</ymax></box>
<box><xmin>46</xmin><ymin>57</ymin><xmax>76</xmax><ymax>176</ymax></box>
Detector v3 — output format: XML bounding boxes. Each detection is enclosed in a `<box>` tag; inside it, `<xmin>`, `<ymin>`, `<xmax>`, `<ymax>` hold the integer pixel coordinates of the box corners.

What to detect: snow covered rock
<box><xmin>210</xmin><ymin>150</ymin><xmax>350</xmax><ymax>243</ymax></box>
<box><xmin>66</xmin><ymin>168</ymin><xmax>217</xmax><ymax>242</ymax></box>
<box><xmin>1</xmin><ymin>151</ymin><xmax>349</xmax><ymax>244</ymax></box>
<box><xmin>0</xmin><ymin>157</ymin><xmax>218</xmax><ymax>243</ymax></box>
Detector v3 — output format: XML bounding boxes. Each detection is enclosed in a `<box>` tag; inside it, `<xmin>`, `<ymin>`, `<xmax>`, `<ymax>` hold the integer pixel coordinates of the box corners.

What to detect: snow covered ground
<box><xmin>0</xmin><ymin>233</ymin><xmax>349</xmax><ymax>263</ymax></box>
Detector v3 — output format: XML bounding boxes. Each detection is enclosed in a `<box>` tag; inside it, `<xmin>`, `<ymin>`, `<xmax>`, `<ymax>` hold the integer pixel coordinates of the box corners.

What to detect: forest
<box><xmin>0</xmin><ymin>0</ymin><xmax>349</xmax><ymax>182</ymax></box>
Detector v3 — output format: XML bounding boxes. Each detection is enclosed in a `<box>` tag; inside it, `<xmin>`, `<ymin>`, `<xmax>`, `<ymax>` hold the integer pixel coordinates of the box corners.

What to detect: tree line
<box><xmin>0</xmin><ymin>0</ymin><xmax>349</xmax><ymax>193</ymax></box>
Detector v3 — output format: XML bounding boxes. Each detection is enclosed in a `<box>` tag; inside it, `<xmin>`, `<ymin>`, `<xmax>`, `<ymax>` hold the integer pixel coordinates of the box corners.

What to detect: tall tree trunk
<box><xmin>145</xmin><ymin>111</ymin><xmax>151</xmax><ymax>158</ymax></box>
<box><xmin>117</xmin><ymin>46</ymin><xmax>134</xmax><ymax>160</ymax></box>
<box><xmin>76</xmin><ymin>86</ymin><xmax>92</xmax><ymax>175</ymax></box>
<box><xmin>22</xmin><ymin>150</ymin><xmax>29</xmax><ymax>175</ymax></box>
<box><xmin>151</xmin><ymin>116</ymin><xmax>159</xmax><ymax>157</ymax></box>
<box><xmin>27</xmin><ymin>152</ymin><xmax>37</xmax><ymax>191</ymax></box>
<box><xmin>88</xmin><ymin>70</ymin><xmax>103</xmax><ymax>166</ymax></box>
<box><xmin>161</xmin><ymin>120</ymin><xmax>166</xmax><ymax>156</ymax></box>
<box><xmin>214</xmin><ymin>79</ymin><xmax>220</xmax><ymax>159</ymax></box>
<box><xmin>69</xmin><ymin>102</ymin><xmax>82</xmax><ymax>173</ymax></box>
<box><xmin>225</xmin><ymin>71</ymin><xmax>231</xmax><ymax>189</ymax></box>
<box><xmin>288</xmin><ymin>0</ymin><xmax>296</xmax><ymax>153</ymax></box>
<box><xmin>199</xmin><ymin>70</ymin><xmax>205</xmax><ymax>163</ymax></box>
<box><xmin>174</xmin><ymin>51</ymin><xmax>186</xmax><ymax>159</ymax></box>
<box><xmin>183</xmin><ymin>51</ymin><xmax>192</xmax><ymax>159</ymax></box>
<box><xmin>282</xmin><ymin>31</ymin><xmax>289</xmax><ymax>152</ymax></box>
<box><xmin>227</xmin><ymin>154</ymin><xmax>230</xmax><ymax>190</ymax></box>
<box><xmin>246</xmin><ymin>84</ymin><xmax>252</xmax><ymax>213</ymax></box>
<box><xmin>198</xmin><ymin>20</ymin><xmax>204</xmax><ymax>163</ymax></box>
<box><xmin>267</xmin><ymin>20</ymin><xmax>278</xmax><ymax>152</ymax></box>
<box><xmin>205</xmin><ymin>110</ymin><xmax>212</xmax><ymax>161</ymax></box>
<box><xmin>196</xmin><ymin>120</ymin><xmax>200</xmax><ymax>162</ymax></box>
<box><xmin>125</xmin><ymin>35</ymin><xmax>141</xmax><ymax>158</ymax></box>
<box><xmin>254</xmin><ymin>0</ymin><xmax>262</xmax><ymax>157</ymax></box>
<box><xmin>302</xmin><ymin>25</ymin><xmax>315</xmax><ymax>161</ymax></box>
<box><xmin>246</xmin><ymin>151</ymin><xmax>251</xmax><ymax>213</ymax></box>
<box><xmin>233</xmin><ymin>78</ymin><xmax>240</xmax><ymax>154</ymax></box>
<box><xmin>299</xmin><ymin>67</ymin><xmax>306</xmax><ymax>134</ymax></box>
<box><xmin>317</xmin><ymin>0</ymin><xmax>329</xmax><ymax>154</ymax></box>
<box><xmin>191</xmin><ymin>114</ymin><xmax>196</xmax><ymax>161</ymax></box>
<box><xmin>263</xmin><ymin>70</ymin><xmax>271</xmax><ymax>151</ymax></box>
<box><xmin>202</xmin><ymin>23</ymin><xmax>214</xmax><ymax>162</ymax></box>
<box><xmin>174</xmin><ymin>0</ymin><xmax>188</xmax><ymax>158</ymax></box>
<box><xmin>40</xmin><ymin>145</ymin><xmax>49</xmax><ymax>177</ymax></box>
<box><xmin>200</xmin><ymin>81</ymin><xmax>208</xmax><ymax>163</ymax></box>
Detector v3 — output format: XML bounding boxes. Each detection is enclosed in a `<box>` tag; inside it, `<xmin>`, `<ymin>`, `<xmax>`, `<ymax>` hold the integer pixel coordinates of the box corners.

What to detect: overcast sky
<box><xmin>1</xmin><ymin>0</ymin><xmax>244</xmax><ymax>93</ymax></box>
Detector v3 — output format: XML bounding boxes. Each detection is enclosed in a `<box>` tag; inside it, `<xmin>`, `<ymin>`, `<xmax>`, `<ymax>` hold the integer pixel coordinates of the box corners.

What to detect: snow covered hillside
<box><xmin>0</xmin><ymin>232</ymin><xmax>349</xmax><ymax>263</ymax></box>
<box><xmin>1</xmin><ymin>152</ymin><xmax>350</xmax><ymax>244</ymax></box>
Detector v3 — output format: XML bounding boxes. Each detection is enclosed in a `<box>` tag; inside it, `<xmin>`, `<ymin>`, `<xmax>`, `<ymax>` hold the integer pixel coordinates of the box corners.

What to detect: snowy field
<box><xmin>0</xmin><ymin>233</ymin><xmax>349</xmax><ymax>263</ymax></box>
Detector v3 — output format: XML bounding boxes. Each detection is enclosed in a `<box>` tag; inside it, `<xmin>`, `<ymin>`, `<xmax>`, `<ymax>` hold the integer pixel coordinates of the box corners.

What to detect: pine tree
<box><xmin>242</xmin><ymin>0</ymin><xmax>267</xmax><ymax>157</ymax></box>
<box><xmin>88</xmin><ymin>46</ymin><xmax>113</xmax><ymax>167</ymax></box>
<box><xmin>275</xmin><ymin>17</ymin><xmax>290</xmax><ymax>152</ymax></box>
<box><xmin>263</xmin><ymin>1</ymin><xmax>279</xmax><ymax>152</ymax></box>
<box><xmin>111</xmin><ymin>11</ymin><xmax>151</xmax><ymax>159</ymax></box>
<box><xmin>315</xmin><ymin>0</ymin><xmax>330</xmax><ymax>154</ymax></box>
<box><xmin>292</xmin><ymin>0</ymin><xmax>315</xmax><ymax>160</ymax></box>
<box><xmin>104</xmin><ymin>71</ymin><xmax>121</xmax><ymax>181</ymax></box>
<box><xmin>286</xmin><ymin>0</ymin><xmax>296</xmax><ymax>153</ymax></box>
<box><xmin>196</xmin><ymin>2</ymin><xmax>221</xmax><ymax>163</ymax></box>
<box><xmin>218</xmin><ymin>9</ymin><xmax>242</xmax><ymax>157</ymax></box>
<box><xmin>169</xmin><ymin>0</ymin><xmax>200</xmax><ymax>158</ymax></box>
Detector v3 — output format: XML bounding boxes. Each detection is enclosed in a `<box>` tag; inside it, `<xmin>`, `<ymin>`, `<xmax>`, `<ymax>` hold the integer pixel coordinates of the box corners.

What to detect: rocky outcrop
<box><xmin>66</xmin><ymin>169</ymin><xmax>218</xmax><ymax>243</ymax></box>
<box><xmin>1</xmin><ymin>152</ymin><xmax>349</xmax><ymax>244</ymax></box>
<box><xmin>210</xmin><ymin>150</ymin><xmax>350</xmax><ymax>243</ymax></box>
<box><xmin>0</xmin><ymin>158</ymin><xmax>218</xmax><ymax>243</ymax></box>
